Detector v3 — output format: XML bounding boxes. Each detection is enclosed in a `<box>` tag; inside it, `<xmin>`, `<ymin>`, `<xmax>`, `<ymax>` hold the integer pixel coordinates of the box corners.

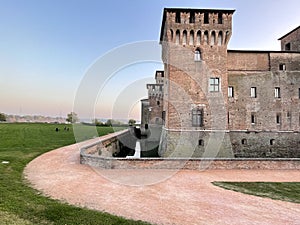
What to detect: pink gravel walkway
<box><xmin>24</xmin><ymin>138</ymin><xmax>300</xmax><ymax>225</ymax></box>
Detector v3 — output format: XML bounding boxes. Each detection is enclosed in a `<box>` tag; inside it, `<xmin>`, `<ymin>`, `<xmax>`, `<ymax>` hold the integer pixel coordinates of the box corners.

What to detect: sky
<box><xmin>0</xmin><ymin>0</ymin><xmax>299</xmax><ymax>121</ymax></box>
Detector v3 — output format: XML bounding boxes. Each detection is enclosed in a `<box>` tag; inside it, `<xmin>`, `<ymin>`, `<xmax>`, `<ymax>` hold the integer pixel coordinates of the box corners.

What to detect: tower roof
<box><xmin>278</xmin><ymin>25</ymin><xmax>300</xmax><ymax>40</ymax></box>
<box><xmin>160</xmin><ymin>7</ymin><xmax>235</xmax><ymax>42</ymax></box>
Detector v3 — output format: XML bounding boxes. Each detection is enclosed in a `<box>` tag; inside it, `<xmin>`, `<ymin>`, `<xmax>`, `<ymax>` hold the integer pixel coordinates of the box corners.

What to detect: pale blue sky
<box><xmin>0</xmin><ymin>0</ymin><xmax>299</xmax><ymax>120</ymax></box>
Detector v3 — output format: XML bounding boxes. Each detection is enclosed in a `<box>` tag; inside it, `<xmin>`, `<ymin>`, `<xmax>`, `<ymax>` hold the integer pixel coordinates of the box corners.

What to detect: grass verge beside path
<box><xmin>213</xmin><ymin>182</ymin><xmax>300</xmax><ymax>204</ymax></box>
<box><xmin>0</xmin><ymin>123</ymin><xmax>149</xmax><ymax>225</ymax></box>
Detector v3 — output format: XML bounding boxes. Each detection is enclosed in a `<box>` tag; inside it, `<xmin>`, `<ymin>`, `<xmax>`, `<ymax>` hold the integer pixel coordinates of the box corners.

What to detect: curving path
<box><xmin>24</xmin><ymin>138</ymin><xmax>300</xmax><ymax>225</ymax></box>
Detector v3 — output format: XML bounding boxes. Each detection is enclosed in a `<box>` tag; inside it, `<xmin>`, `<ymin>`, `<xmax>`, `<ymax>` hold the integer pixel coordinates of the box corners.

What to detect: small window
<box><xmin>285</xmin><ymin>43</ymin><xmax>291</xmax><ymax>51</ymax></box>
<box><xmin>218</xmin><ymin>12</ymin><xmax>223</xmax><ymax>24</ymax></box>
<box><xmin>182</xmin><ymin>30</ymin><xmax>187</xmax><ymax>45</ymax></box>
<box><xmin>198</xmin><ymin>139</ymin><xmax>204</xmax><ymax>146</ymax></box>
<box><xmin>241</xmin><ymin>139</ymin><xmax>247</xmax><ymax>145</ymax></box>
<box><xmin>287</xmin><ymin>111</ymin><xmax>291</xmax><ymax>119</ymax></box>
<box><xmin>204</xmin><ymin>12</ymin><xmax>209</xmax><ymax>24</ymax></box>
<box><xmin>228</xmin><ymin>86</ymin><xmax>234</xmax><ymax>97</ymax></box>
<box><xmin>189</xmin><ymin>12</ymin><xmax>195</xmax><ymax>23</ymax></box>
<box><xmin>175</xmin><ymin>12</ymin><xmax>181</xmax><ymax>23</ymax></box>
<box><xmin>275</xmin><ymin>87</ymin><xmax>281</xmax><ymax>98</ymax></box>
<box><xmin>298</xmin><ymin>88</ymin><xmax>300</xmax><ymax>99</ymax></box>
<box><xmin>157</xmin><ymin>101</ymin><xmax>160</xmax><ymax>106</ymax></box>
<box><xmin>270</xmin><ymin>139</ymin><xmax>275</xmax><ymax>145</ymax></box>
<box><xmin>276</xmin><ymin>113</ymin><xmax>281</xmax><ymax>125</ymax></box>
<box><xmin>251</xmin><ymin>113</ymin><xmax>255</xmax><ymax>124</ymax></box>
<box><xmin>279</xmin><ymin>64</ymin><xmax>286</xmax><ymax>71</ymax></box>
<box><xmin>194</xmin><ymin>49</ymin><xmax>201</xmax><ymax>61</ymax></box>
<box><xmin>250</xmin><ymin>87</ymin><xmax>257</xmax><ymax>98</ymax></box>
<box><xmin>209</xmin><ymin>78</ymin><xmax>220</xmax><ymax>92</ymax></box>
<box><xmin>192</xmin><ymin>108</ymin><xmax>203</xmax><ymax>127</ymax></box>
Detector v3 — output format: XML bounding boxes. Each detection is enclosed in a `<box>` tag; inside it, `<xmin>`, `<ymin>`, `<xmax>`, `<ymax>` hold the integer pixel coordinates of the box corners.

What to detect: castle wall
<box><xmin>159</xmin><ymin>129</ymin><xmax>300</xmax><ymax>158</ymax></box>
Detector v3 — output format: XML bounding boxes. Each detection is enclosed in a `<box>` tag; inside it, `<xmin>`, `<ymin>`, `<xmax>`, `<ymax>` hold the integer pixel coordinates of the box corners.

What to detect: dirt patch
<box><xmin>24</xmin><ymin>138</ymin><xmax>300</xmax><ymax>225</ymax></box>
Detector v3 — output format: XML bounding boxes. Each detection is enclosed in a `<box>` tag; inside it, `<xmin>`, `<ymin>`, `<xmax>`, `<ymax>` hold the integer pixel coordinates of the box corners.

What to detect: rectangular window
<box><xmin>276</xmin><ymin>113</ymin><xmax>281</xmax><ymax>125</ymax></box>
<box><xmin>285</xmin><ymin>43</ymin><xmax>291</xmax><ymax>51</ymax></box>
<box><xmin>251</xmin><ymin>113</ymin><xmax>255</xmax><ymax>124</ymax></box>
<box><xmin>228</xmin><ymin>86</ymin><xmax>234</xmax><ymax>97</ymax></box>
<box><xmin>279</xmin><ymin>64</ymin><xmax>286</xmax><ymax>71</ymax></box>
<box><xmin>298</xmin><ymin>88</ymin><xmax>300</xmax><ymax>99</ymax></box>
<box><xmin>192</xmin><ymin>108</ymin><xmax>203</xmax><ymax>127</ymax></box>
<box><xmin>275</xmin><ymin>87</ymin><xmax>281</xmax><ymax>98</ymax></box>
<box><xmin>250</xmin><ymin>87</ymin><xmax>257</xmax><ymax>98</ymax></box>
<box><xmin>209</xmin><ymin>78</ymin><xmax>220</xmax><ymax>92</ymax></box>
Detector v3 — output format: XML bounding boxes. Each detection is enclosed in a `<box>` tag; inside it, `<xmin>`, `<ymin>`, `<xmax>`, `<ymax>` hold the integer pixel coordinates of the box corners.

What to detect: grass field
<box><xmin>0</xmin><ymin>123</ymin><xmax>149</xmax><ymax>225</ymax></box>
<box><xmin>213</xmin><ymin>182</ymin><xmax>300</xmax><ymax>204</ymax></box>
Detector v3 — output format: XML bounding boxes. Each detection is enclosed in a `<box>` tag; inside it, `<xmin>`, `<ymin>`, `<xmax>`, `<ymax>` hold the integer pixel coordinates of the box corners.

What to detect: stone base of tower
<box><xmin>158</xmin><ymin>128</ymin><xmax>300</xmax><ymax>158</ymax></box>
<box><xmin>158</xmin><ymin>128</ymin><xmax>234</xmax><ymax>158</ymax></box>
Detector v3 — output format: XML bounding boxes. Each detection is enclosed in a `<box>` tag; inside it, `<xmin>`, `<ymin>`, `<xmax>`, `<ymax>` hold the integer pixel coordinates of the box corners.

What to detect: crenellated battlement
<box><xmin>160</xmin><ymin>8</ymin><xmax>235</xmax><ymax>47</ymax></box>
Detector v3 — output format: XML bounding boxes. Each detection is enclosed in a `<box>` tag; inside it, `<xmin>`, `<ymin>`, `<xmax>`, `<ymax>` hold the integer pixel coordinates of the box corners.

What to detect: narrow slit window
<box><xmin>228</xmin><ymin>86</ymin><xmax>234</xmax><ymax>97</ymax></box>
<box><xmin>251</xmin><ymin>113</ymin><xmax>255</xmax><ymax>124</ymax></box>
<box><xmin>276</xmin><ymin>113</ymin><xmax>281</xmax><ymax>125</ymax></box>
<box><xmin>250</xmin><ymin>87</ymin><xmax>257</xmax><ymax>98</ymax></box>
<box><xmin>275</xmin><ymin>87</ymin><xmax>281</xmax><ymax>98</ymax></box>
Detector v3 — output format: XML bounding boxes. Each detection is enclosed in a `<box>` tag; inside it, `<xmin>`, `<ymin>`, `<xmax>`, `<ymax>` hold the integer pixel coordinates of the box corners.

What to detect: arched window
<box><xmin>198</xmin><ymin>139</ymin><xmax>204</xmax><ymax>146</ymax></box>
<box><xmin>218</xmin><ymin>31</ymin><xmax>223</xmax><ymax>46</ymax></box>
<box><xmin>225</xmin><ymin>31</ymin><xmax>230</xmax><ymax>44</ymax></box>
<box><xmin>189</xmin><ymin>30</ymin><xmax>194</xmax><ymax>46</ymax></box>
<box><xmin>192</xmin><ymin>108</ymin><xmax>203</xmax><ymax>127</ymax></box>
<box><xmin>182</xmin><ymin>30</ymin><xmax>187</xmax><ymax>45</ymax></box>
<box><xmin>175</xmin><ymin>30</ymin><xmax>180</xmax><ymax>45</ymax></box>
<box><xmin>169</xmin><ymin>29</ymin><xmax>174</xmax><ymax>42</ymax></box>
<box><xmin>194</xmin><ymin>48</ymin><xmax>201</xmax><ymax>61</ymax></box>
<box><xmin>211</xmin><ymin>31</ymin><xmax>216</xmax><ymax>45</ymax></box>
<box><xmin>204</xmin><ymin>31</ymin><xmax>209</xmax><ymax>45</ymax></box>
<box><xmin>196</xmin><ymin>31</ymin><xmax>201</xmax><ymax>45</ymax></box>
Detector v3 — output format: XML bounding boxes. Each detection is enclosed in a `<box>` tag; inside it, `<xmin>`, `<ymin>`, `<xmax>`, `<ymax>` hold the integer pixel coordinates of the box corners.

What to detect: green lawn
<box><xmin>0</xmin><ymin>123</ymin><xmax>149</xmax><ymax>225</ymax></box>
<box><xmin>213</xmin><ymin>182</ymin><xmax>300</xmax><ymax>204</ymax></box>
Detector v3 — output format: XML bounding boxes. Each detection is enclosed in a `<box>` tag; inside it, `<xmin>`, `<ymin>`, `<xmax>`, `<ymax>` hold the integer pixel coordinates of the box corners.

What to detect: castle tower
<box><xmin>159</xmin><ymin>8</ymin><xmax>235</xmax><ymax>157</ymax></box>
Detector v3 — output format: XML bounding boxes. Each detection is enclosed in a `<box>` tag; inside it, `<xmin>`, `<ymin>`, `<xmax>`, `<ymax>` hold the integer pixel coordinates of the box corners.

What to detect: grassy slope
<box><xmin>0</xmin><ymin>123</ymin><xmax>149</xmax><ymax>225</ymax></box>
<box><xmin>213</xmin><ymin>182</ymin><xmax>300</xmax><ymax>204</ymax></box>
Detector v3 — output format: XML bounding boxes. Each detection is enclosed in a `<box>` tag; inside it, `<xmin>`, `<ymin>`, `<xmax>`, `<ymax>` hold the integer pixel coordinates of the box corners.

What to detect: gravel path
<box><xmin>24</xmin><ymin>138</ymin><xmax>300</xmax><ymax>225</ymax></box>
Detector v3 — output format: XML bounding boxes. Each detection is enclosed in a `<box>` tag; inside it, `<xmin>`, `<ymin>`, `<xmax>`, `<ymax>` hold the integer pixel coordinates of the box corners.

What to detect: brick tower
<box><xmin>159</xmin><ymin>8</ymin><xmax>235</xmax><ymax>157</ymax></box>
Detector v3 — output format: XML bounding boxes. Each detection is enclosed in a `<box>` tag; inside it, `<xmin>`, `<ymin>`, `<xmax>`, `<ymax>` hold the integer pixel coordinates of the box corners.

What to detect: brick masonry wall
<box><xmin>280</xmin><ymin>27</ymin><xmax>300</xmax><ymax>51</ymax></box>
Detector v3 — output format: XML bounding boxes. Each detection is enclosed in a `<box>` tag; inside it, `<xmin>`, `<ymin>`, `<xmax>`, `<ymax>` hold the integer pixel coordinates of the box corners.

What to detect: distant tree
<box><xmin>92</xmin><ymin>119</ymin><xmax>103</xmax><ymax>126</ymax></box>
<box><xmin>128</xmin><ymin>119</ymin><xmax>136</xmax><ymax>126</ymax></box>
<box><xmin>105</xmin><ymin>119</ymin><xmax>124</xmax><ymax>126</ymax></box>
<box><xmin>105</xmin><ymin>119</ymin><xmax>113</xmax><ymax>127</ymax></box>
<box><xmin>66</xmin><ymin>112</ymin><xmax>79</xmax><ymax>123</ymax></box>
<box><xmin>0</xmin><ymin>113</ymin><xmax>6</xmax><ymax>122</ymax></box>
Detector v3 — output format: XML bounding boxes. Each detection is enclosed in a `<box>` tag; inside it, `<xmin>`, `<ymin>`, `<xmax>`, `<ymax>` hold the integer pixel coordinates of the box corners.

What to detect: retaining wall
<box><xmin>80</xmin><ymin>131</ymin><xmax>300</xmax><ymax>170</ymax></box>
